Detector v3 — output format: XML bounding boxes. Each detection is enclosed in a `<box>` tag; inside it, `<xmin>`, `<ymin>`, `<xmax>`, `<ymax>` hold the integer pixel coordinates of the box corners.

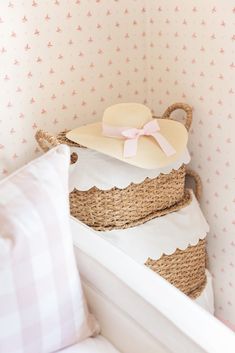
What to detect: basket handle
<box><xmin>35</xmin><ymin>129</ymin><xmax>78</xmax><ymax>164</ymax></box>
<box><xmin>35</xmin><ymin>130</ymin><xmax>60</xmax><ymax>152</ymax></box>
<box><xmin>162</xmin><ymin>103</ymin><xmax>192</xmax><ymax>131</ymax></box>
<box><xmin>186</xmin><ymin>168</ymin><xmax>202</xmax><ymax>200</ymax></box>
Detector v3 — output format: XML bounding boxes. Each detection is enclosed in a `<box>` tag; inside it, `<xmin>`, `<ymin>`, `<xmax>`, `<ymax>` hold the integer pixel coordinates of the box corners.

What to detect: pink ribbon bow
<box><xmin>103</xmin><ymin>120</ymin><xmax>176</xmax><ymax>158</ymax></box>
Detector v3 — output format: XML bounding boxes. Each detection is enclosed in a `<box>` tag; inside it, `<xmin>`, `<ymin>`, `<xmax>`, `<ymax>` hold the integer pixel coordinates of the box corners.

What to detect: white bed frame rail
<box><xmin>71</xmin><ymin>217</ymin><xmax>235</xmax><ymax>353</ymax></box>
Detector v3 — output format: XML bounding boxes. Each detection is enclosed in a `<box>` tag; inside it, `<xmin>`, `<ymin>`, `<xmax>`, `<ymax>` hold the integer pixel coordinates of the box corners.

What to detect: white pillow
<box><xmin>0</xmin><ymin>145</ymin><xmax>99</xmax><ymax>353</ymax></box>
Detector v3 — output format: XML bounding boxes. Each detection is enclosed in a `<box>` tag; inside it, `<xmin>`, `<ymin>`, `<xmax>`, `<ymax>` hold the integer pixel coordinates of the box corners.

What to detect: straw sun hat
<box><xmin>66</xmin><ymin>103</ymin><xmax>188</xmax><ymax>170</ymax></box>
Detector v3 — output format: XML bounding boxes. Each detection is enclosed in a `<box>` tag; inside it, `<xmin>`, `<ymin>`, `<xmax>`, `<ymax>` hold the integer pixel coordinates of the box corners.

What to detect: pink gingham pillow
<box><xmin>0</xmin><ymin>145</ymin><xmax>99</xmax><ymax>353</ymax></box>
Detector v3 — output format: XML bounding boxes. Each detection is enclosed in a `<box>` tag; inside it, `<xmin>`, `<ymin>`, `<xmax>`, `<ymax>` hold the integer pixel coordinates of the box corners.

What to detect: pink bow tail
<box><xmin>151</xmin><ymin>132</ymin><xmax>176</xmax><ymax>157</ymax></box>
<box><xmin>123</xmin><ymin>133</ymin><xmax>175</xmax><ymax>158</ymax></box>
<box><xmin>123</xmin><ymin>138</ymin><xmax>139</xmax><ymax>158</ymax></box>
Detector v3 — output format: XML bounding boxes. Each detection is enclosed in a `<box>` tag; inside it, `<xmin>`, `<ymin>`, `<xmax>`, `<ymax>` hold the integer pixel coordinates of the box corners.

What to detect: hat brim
<box><xmin>66</xmin><ymin>119</ymin><xmax>188</xmax><ymax>170</ymax></box>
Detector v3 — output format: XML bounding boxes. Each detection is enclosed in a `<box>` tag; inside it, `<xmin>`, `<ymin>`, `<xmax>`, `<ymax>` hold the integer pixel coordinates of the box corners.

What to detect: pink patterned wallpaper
<box><xmin>1</xmin><ymin>0</ymin><xmax>235</xmax><ymax>326</ymax></box>
<box><xmin>146</xmin><ymin>1</ymin><xmax>235</xmax><ymax>326</ymax></box>
<box><xmin>0</xmin><ymin>0</ymin><xmax>147</xmax><ymax>174</ymax></box>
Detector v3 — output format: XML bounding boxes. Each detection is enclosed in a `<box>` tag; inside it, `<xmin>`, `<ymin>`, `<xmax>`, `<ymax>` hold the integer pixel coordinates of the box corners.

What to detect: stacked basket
<box><xmin>35</xmin><ymin>102</ymin><xmax>208</xmax><ymax>299</ymax></box>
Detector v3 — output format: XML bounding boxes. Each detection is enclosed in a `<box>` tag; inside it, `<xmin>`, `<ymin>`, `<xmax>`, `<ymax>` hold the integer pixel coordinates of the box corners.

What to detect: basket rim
<box><xmin>73</xmin><ymin>189</ymin><xmax>192</xmax><ymax>231</ymax></box>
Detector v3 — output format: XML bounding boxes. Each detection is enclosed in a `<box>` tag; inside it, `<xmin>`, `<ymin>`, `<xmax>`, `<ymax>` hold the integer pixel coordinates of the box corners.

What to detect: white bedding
<box><xmin>59</xmin><ymin>335</ymin><xmax>120</xmax><ymax>353</ymax></box>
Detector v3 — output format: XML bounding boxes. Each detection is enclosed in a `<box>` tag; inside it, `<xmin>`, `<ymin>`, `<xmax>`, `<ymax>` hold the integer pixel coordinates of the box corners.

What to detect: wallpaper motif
<box><xmin>1</xmin><ymin>0</ymin><xmax>235</xmax><ymax>327</ymax></box>
<box><xmin>146</xmin><ymin>1</ymin><xmax>235</xmax><ymax>326</ymax></box>
<box><xmin>0</xmin><ymin>0</ymin><xmax>147</xmax><ymax>174</ymax></box>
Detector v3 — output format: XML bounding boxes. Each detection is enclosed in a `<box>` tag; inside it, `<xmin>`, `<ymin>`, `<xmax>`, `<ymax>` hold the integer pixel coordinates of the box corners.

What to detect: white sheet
<box><xmin>69</xmin><ymin>147</ymin><xmax>190</xmax><ymax>191</ymax></box>
<box><xmin>97</xmin><ymin>191</ymin><xmax>209</xmax><ymax>261</ymax></box>
<box><xmin>59</xmin><ymin>335</ymin><xmax>121</xmax><ymax>353</ymax></box>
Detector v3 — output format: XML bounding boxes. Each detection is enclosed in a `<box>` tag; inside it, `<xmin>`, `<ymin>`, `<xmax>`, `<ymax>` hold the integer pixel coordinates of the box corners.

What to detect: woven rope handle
<box><xmin>35</xmin><ymin>129</ymin><xmax>78</xmax><ymax>164</ymax></box>
<box><xmin>186</xmin><ymin>169</ymin><xmax>202</xmax><ymax>200</ymax></box>
<box><xmin>162</xmin><ymin>103</ymin><xmax>193</xmax><ymax>131</ymax></box>
<box><xmin>35</xmin><ymin>130</ymin><xmax>60</xmax><ymax>152</ymax></box>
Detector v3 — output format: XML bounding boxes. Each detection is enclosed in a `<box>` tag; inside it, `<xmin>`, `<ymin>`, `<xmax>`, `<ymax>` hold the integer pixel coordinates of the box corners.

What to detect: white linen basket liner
<box><xmin>96</xmin><ymin>191</ymin><xmax>209</xmax><ymax>262</ymax></box>
<box><xmin>69</xmin><ymin>147</ymin><xmax>190</xmax><ymax>191</ymax></box>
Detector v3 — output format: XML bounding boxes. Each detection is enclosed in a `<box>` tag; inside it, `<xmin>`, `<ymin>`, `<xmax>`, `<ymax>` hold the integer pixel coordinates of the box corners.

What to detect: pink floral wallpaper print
<box><xmin>1</xmin><ymin>0</ymin><xmax>235</xmax><ymax>328</ymax></box>
<box><xmin>145</xmin><ymin>0</ymin><xmax>235</xmax><ymax>327</ymax></box>
<box><xmin>0</xmin><ymin>0</ymin><xmax>147</xmax><ymax>174</ymax></box>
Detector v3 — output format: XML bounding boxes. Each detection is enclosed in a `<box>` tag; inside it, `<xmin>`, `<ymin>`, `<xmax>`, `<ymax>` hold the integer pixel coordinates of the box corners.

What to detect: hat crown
<box><xmin>103</xmin><ymin>103</ymin><xmax>152</xmax><ymax>129</ymax></box>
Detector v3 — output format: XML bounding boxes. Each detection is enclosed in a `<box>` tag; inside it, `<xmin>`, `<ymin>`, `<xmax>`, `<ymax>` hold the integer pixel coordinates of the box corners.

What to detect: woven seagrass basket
<box><xmin>145</xmin><ymin>239</ymin><xmax>207</xmax><ymax>299</ymax></box>
<box><xmin>144</xmin><ymin>172</ymin><xmax>207</xmax><ymax>299</ymax></box>
<box><xmin>35</xmin><ymin>102</ymin><xmax>193</xmax><ymax>231</ymax></box>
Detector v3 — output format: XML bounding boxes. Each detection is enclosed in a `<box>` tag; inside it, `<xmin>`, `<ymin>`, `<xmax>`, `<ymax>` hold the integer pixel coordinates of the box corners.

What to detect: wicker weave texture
<box><xmin>70</xmin><ymin>187</ymin><xmax>192</xmax><ymax>231</ymax></box>
<box><xmin>35</xmin><ymin>103</ymin><xmax>197</xmax><ymax>231</ymax></box>
<box><xmin>145</xmin><ymin>239</ymin><xmax>206</xmax><ymax>298</ymax></box>
<box><xmin>36</xmin><ymin>127</ymin><xmax>196</xmax><ymax>231</ymax></box>
<box><xmin>69</xmin><ymin>165</ymin><xmax>186</xmax><ymax>230</ymax></box>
